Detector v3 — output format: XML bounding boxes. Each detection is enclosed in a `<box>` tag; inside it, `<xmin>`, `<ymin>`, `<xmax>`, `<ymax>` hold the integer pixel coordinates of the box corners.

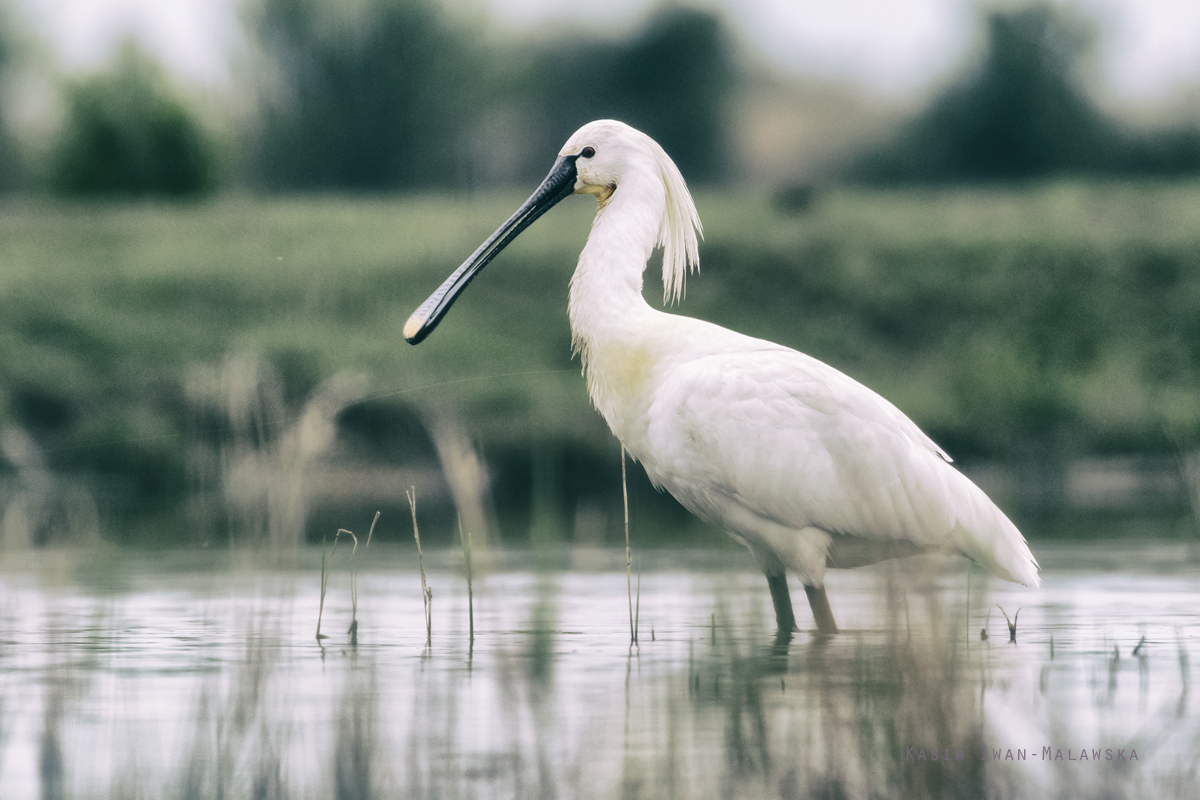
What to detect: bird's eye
<box><xmin>580</xmin><ymin>146</ymin><xmax>596</xmax><ymax>159</ymax></box>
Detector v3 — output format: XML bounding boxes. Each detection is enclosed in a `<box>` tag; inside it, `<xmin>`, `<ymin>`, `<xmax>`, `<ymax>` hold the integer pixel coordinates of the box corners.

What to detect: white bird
<box><xmin>405</xmin><ymin>120</ymin><xmax>1039</xmax><ymax>635</ymax></box>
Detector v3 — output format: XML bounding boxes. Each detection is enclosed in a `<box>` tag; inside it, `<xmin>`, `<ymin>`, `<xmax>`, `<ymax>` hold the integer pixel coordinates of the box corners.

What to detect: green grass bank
<box><xmin>1</xmin><ymin>182</ymin><xmax>1198</xmax><ymax>545</ymax></box>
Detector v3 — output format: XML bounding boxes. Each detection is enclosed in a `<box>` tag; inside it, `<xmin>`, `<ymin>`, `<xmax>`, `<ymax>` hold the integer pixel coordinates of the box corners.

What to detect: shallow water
<box><xmin>1</xmin><ymin>542</ymin><xmax>1198</xmax><ymax>798</ymax></box>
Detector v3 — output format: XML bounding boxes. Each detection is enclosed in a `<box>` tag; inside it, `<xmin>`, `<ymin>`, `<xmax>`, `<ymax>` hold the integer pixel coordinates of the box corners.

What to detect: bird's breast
<box><xmin>582</xmin><ymin>338</ymin><xmax>659</xmax><ymax>444</ymax></box>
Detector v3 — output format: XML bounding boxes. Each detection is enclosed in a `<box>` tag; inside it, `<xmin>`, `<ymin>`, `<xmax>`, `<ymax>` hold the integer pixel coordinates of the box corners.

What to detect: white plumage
<box><xmin>406</xmin><ymin>119</ymin><xmax>1039</xmax><ymax>634</ymax></box>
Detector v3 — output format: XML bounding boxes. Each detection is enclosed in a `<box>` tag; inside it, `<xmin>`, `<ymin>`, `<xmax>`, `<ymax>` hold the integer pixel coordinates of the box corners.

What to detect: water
<box><xmin>1</xmin><ymin>542</ymin><xmax>1198</xmax><ymax>798</ymax></box>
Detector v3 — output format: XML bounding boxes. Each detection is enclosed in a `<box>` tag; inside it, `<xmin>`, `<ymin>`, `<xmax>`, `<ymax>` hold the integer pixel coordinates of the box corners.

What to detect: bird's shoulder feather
<box><xmin>638</xmin><ymin>335</ymin><xmax>1037</xmax><ymax>586</ymax></box>
<box><xmin>656</xmin><ymin>338</ymin><xmax>950</xmax><ymax>464</ymax></box>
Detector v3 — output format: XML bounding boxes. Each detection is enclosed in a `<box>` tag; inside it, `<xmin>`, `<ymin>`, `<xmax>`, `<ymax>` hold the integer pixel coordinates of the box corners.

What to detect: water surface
<box><xmin>1</xmin><ymin>542</ymin><xmax>1197</xmax><ymax>798</ymax></box>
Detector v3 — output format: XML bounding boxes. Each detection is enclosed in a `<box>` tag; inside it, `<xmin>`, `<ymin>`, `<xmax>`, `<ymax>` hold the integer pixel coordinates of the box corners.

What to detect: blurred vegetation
<box><xmin>0</xmin><ymin>186</ymin><xmax>1198</xmax><ymax>545</ymax></box>
<box><xmin>855</xmin><ymin>3</ymin><xmax>1200</xmax><ymax>183</ymax></box>
<box><xmin>51</xmin><ymin>42</ymin><xmax>215</xmax><ymax>196</ymax></box>
<box><xmin>245</xmin><ymin>0</ymin><xmax>483</xmax><ymax>190</ymax></box>
<box><xmin>1</xmin><ymin>1</ymin><xmax>1197</xmax><ymax>193</ymax></box>
<box><xmin>0</xmin><ymin>0</ymin><xmax>1198</xmax><ymax>546</ymax></box>
<box><xmin>512</xmin><ymin>5</ymin><xmax>735</xmax><ymax>184</ymax></box>
<box><xmin>0</xmin><ymin>2</ymin><xmax>24</xmax><ymax>192</ymax></box>
<box><xmin>244</xmin><ymin>0</ymin><xmax>734</xmax><ymax>189</ymax></box>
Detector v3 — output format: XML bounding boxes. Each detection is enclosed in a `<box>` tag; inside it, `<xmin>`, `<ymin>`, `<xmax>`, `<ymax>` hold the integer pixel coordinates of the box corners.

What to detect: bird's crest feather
<box><xmin>647</xmin><ymin>136</ymin><xmax>703</xmax><ymax>304</ymax></box>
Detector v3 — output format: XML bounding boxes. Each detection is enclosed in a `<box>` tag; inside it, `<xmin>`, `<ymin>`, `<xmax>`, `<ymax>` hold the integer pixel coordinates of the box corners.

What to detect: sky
<box><xmin>10</xmin><ymin>0</ymin><xmax>1200</xmax><ymax>103</ymax></box>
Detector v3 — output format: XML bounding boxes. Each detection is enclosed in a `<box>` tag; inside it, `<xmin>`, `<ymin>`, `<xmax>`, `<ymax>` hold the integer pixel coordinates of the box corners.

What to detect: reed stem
<box><xmin>459</xmin><ymin>515</ymin><xmax>474</xmax><ymax>644</ymax></box>
<box><xmin>408</xmin><ymin>486</ymin><xmax>433</xmax><ymax>647</ymax></box>
<box><xmin>622</xmin><ymin>446</ymin><xmax>636</xmax><ymax>645</ymax></box>
<box><xmin>316</xmin><ymin>535</ymin><xmax>330</xmax><ymax>641</ymax></box>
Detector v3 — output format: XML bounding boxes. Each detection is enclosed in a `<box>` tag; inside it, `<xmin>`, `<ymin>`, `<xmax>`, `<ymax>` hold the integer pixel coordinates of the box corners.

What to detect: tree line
<box><xmin>0</xmin><ymin>0</ymin><xmax>1196</xmax><ymax>197</ymax></box>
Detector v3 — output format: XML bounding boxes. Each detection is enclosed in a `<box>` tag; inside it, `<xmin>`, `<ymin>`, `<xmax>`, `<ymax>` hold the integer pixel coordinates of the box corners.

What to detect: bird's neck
<box><xmin>567</xmin><ymin>172</ymin><xmax>665</xmax><ymax>352</ymax></box>
<box><xmin>567</xmin><ymin>173</ymin><xmax>668</xmax><ymax>442</ymax></box>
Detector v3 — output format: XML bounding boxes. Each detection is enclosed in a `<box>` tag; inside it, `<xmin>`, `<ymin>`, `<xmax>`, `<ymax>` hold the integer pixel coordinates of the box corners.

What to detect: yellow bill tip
<box><xmin>403</xmin><ymin>312</ymin><xmax>426</xmax><ymax>343</ymax></box>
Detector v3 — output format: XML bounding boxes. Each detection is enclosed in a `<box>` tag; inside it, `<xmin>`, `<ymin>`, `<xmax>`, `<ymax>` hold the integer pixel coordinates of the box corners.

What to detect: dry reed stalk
<box><xmin>316</xmin><ymin>526</ymin><xmax>358</xmax><ymax>642</ymax></box>
<box><xmin>634</xmin><ymin>560</ymin><xmax>641</xmax><ymax>643</ymax></box>
<box><xmin>316</xmin><ymin>534</ymin><xmax>331</xmax><ymax>641</ymax></box>
<box><xmin>622</xmin><ymin>446</ymin><xmax>636</xmax><ymax>645</ymax></box>
<box><xmin>408</xmin><ymin>486</ymin><xmax>433</xmax><ymax>646</ymax></box>
<box><xmin>346</xmin><ymin>511</ymin><xmax>379</xmax><ymax>646</ymax></box>
<box><xmin>326</xmin><ymin>528</ymin><xmax>360</xmax><ymax>644</ymax></box>
<box><xmin>965</xmin><ymin>566</ymin><xmax>971</xmax><ymax>644</ymax></box>
<box><xmin>338</xmin><ymin>529</ymin><xmax>360</xmax><ymax>645</ymax></box>
<box><xmin>997</xmin><ymin>604</ymin><xmax>1020</xmax><ymax>643</ymax></box>
<box><xmin>425</xmin><ymin>414</ymin><xmax>492</xmax><ymax>571</ymax></box>
<box><xmin>459</xmin><ymin>515</ymin><xmax>474</xmax><ymax>644</ymax></box>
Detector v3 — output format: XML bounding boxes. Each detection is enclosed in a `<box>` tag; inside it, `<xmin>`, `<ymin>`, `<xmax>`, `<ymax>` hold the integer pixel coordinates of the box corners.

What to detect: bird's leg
<box><xmin>766</xmin><ymin>572</ymin><xmax>797</xmax><ymax>633</ymax></box>
<box><xmin>803</xmin><ymin>584</ymin><xmax>839</xmax><ymax>635</ymax></box>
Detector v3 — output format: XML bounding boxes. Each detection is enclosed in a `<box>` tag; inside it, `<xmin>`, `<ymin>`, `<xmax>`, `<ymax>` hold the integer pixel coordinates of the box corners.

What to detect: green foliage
<box><xmin>51</xmin><ymin>43</ymin><xmax>215</xmax><ymax>196</ymax></box>
<box><xmin>686</xmin><ymin>186</ymin><xmax>1200</xmax><ymax>466</ymax></box>
<box><xmin>247</xmin><ymin>0</ymin><xmax>483</xmax><ymax>190</ymax></box>
<box><xmin>855</xmin><ymin>3</ymin><xmax>1200</xmax><ymax>182</ymax></box>
<box><xmin>518</xmin><ymin>6</ymin><xmax>735</xmax><ymax>184</ymax></box>
<box><xmin>0</xmin><ymin>2</ymin><xmax>24</xmax><ymax>192</ymax></box>
<box><xmin>1</xmin><ymin>185</ymin><xmax>1198</xmax><ymax>541</ymax></box>
<box><xmin>244</xmin><ymin>1</ymin><xmax>736</xmax><ymax>190</ymax></box>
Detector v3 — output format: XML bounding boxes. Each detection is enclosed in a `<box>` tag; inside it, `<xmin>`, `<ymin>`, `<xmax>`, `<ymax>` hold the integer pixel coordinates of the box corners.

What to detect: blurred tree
<box><xmin>246</xmin><ymin>0</ymin><xmax>481</xmax><ymax>190</ymax></box>
<box><xmin>245</xmin><ymin>1</ymin><xmax>736</xmax><ymax>190</ymax></box>
<box><xmin>0</xmin><ymin>1</ymin><xmax>24</xmax><ymax>192</ymax></box>
<box><xmin>856</xmin><ymin>4</ymin><xmax>1114</xmax><ymax>181</ymax></box>
<box><xmin>52</xmin><ymin>42</ymin><xmax>215</xmax><ymax>196</ymax></box>
<box><xmin>520</xmin><ymin>6</ymin><xmax>735</xmax><ymax>184</ymax></box>
<box><xmin>1119</xmin><ymin>123</ymin><xmax>1200</xmax><ymax>176</ymax></box>
<box><xmin>853</xmin><ymin>3</ymin><xmax>1200</xmax><ymax>182</ymax></box>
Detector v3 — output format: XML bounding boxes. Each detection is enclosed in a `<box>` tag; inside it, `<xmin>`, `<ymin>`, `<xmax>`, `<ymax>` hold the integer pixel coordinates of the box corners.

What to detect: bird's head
<box><xmin>404</xmin><ymin>119</ymin><xmax>701</xmax><ymax>345</ymax></box>
<box><xmin>557</xmin><ymin>119</ymin><xmax>641</xmax><ymax>206</ymax></box>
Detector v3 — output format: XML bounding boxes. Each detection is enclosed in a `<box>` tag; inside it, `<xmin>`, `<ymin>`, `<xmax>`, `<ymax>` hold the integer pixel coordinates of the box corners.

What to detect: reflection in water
<box><xmin>0</xmin><ymin>544</ymin><xmax>1197</xmax><ymax>798</ymax></box>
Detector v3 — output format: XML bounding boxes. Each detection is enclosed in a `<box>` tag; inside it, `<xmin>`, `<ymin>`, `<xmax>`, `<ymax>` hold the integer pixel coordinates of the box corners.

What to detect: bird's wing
<box><xmin>646</xmin><ymin>345</ymin><xmax>1039</xmax><ymax>586</ymax></box>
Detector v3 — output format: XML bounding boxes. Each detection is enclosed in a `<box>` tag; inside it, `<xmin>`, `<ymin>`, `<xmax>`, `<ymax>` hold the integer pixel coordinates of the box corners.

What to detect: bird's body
<box><xmin>406</xmin><ymin>119</ymin><xmax>1039</xmax><ymax>633</ymax></box>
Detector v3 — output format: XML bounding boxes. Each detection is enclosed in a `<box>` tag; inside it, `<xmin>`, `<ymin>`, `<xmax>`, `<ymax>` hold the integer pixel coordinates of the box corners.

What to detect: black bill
<box><xmin>403</xmin><ymin>154</ymin><xmax>580</xmax><ymax>344</ymax></box>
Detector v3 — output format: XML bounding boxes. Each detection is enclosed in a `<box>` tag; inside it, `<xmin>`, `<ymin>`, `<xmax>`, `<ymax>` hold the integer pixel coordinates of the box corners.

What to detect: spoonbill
<box><xmin>404</xmin><ymin>120</ymin><xmax>1039</xmax><ymax>635</ymax></box>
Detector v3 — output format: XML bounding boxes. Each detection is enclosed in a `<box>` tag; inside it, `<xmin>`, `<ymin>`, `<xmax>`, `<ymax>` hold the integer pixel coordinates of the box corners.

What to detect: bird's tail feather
<box><xmin>948</xmin><ymin>472</ymin><xmax>1040</xmax><ymax>588</ymax></box>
